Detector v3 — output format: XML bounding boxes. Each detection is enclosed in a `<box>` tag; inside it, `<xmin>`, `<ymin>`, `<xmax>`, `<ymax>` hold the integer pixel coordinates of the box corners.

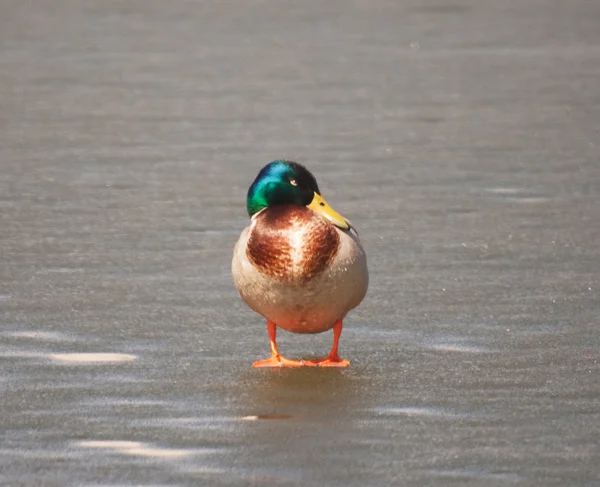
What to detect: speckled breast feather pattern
<box><xmin>246</xmin><ymin>205</ymin><xmax>340</xmax><ymax>282</ymax></box>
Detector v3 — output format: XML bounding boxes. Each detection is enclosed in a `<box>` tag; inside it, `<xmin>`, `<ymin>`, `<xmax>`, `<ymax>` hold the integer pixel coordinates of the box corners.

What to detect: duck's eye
<box><xmin>289</xmin><ymin>179</ymin><xmax>298</xmax><ymax>186</ymax></box>
<box><xmin>319</xmin><ymin>202</ymin><xmax>325</xmax><ymax>206</ymax></box>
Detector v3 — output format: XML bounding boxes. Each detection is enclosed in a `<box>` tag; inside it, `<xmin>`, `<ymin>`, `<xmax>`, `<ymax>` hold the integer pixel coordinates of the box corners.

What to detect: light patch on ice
<box><xmin>80</xmin><ymin>440</ymin><xmax>143</xmax><ymax>450</ymax></box>
<box><xmin>380</xmin><ymin>407</ymin><xmax>445</xmax><ymax>417</ymax></box>
<box><xmin>373</xmin><ymin>407</ymin><xmax>466</xmax><ymax>419</ymax></box>
<box><xmin>239</xmin><ymin>414</ymin><xmax>291</xmax><ymax>420</ymax></box>
<box><xmin>507</xmin><ymin>196</ymin><xmax>547</xmax><ymax>203</ymax></box>
<box><xmin>484</xmin><ymin>187</ymin><xmax>547</xmax><ymax>203</ymax></box>
<box><xmin>78</xmin><ymin>440</ymin><xmax>194</xmax><ymax>458</ymax></box>
<box><xmin>4</xmin><ymin>330</ymin><xmax>71</xmax><ymax>342</ymax></box>
<box><xmin>485</xmin><ymin>187</ymin><xmax>522</xmax><ymax>195</ymax></box>
<box><xmin>429</xmin><ymin>344</ymin><xmax>485</xmax><ymax>353</ymax></box>
<box><xmin>121</xmin><ymin>446</ymin><xmax>192</xmax><ymax>458</ymax></box>
<box><xmin>51</xmin><ymin>353</ymin><xmax>137</xmax><ymax>363</ymax></box>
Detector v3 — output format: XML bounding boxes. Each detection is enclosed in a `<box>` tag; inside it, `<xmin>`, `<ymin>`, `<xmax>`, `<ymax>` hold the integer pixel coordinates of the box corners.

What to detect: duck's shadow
<box><xmin>233</xmin><ymin>367</ymin><xmax>369</xmax><ymax>420</ymax></box>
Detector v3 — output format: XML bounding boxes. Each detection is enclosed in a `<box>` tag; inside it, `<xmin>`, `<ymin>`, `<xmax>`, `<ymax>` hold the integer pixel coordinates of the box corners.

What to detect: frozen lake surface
<box><xmin>1</xmin><ymin>1</ymin><xmax>599</xmax><ymax>486</ymax></box>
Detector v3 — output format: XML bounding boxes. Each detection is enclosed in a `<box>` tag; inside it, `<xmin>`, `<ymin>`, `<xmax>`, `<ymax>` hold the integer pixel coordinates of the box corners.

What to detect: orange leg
<box><xmin>305</xmin><ymin>319</ymin><xmax>350</xmax><ymax>367</ymax></box>
<box><xmin>252</xmin><ymin>320</ymin><xmax>305</xmax><ymax>368</ymax></box>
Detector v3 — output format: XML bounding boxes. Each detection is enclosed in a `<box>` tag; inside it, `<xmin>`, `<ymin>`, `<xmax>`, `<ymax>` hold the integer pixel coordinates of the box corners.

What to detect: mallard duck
<box><xmin>232</xmin><ymin>160</ymin><xmax>368</xmax><ymax>367</ymax></box>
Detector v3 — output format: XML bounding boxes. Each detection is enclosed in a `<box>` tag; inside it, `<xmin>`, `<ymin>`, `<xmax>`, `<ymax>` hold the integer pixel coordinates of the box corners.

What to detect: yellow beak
<box><xmin>307</xmin><ymin>192</ymin><xmax>349</xmax><ymax>230</ymax></box>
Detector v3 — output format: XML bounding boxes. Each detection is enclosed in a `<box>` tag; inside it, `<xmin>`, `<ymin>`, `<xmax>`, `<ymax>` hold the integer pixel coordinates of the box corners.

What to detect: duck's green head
<box><xmin>246</xmin><ymin>160</ymin><xmax>349</xmax><ymax>229</ymax></box>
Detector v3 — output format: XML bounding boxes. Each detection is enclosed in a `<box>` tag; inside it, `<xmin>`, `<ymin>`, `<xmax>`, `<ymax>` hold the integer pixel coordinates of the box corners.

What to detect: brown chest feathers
<box><xmin>246</xmin><ymin>205</ymin><xmax>341</xmax><ymax>282</ymax></box>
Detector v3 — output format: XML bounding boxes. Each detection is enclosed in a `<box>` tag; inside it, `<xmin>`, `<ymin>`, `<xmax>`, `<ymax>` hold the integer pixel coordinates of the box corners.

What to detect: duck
<box><xmin>232</xmin><ymin>160</ymin><xmax>368</xmax><ymax>367</ymax></box>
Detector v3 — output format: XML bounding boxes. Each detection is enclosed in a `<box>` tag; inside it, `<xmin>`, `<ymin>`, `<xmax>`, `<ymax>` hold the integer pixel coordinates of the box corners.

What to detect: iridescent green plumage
<box><xmin>246</xmin><ymin>160</ymin><xmax>320</xmax><ymax>216</ymax></box>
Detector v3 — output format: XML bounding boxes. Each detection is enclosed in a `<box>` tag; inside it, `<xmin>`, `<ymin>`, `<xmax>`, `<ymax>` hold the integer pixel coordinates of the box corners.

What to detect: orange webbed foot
<box><xmin>252</xmin><ymin>355</ymin><xmax>305</xmax><ymax>368</ymax></box>
<box><xmin>253</xmin><ymin>320</ymin><xmax>306</xmax><ymax>368</ymax></box>
<box><xmin>303</xmin><ymin>320</ymin><xmax>349</xmax><ymax>367</ymax></box>
<box><xmin>304</xmin><ymin>356</ymin><xmax>350</xmax><ymax>367</ymax></box>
